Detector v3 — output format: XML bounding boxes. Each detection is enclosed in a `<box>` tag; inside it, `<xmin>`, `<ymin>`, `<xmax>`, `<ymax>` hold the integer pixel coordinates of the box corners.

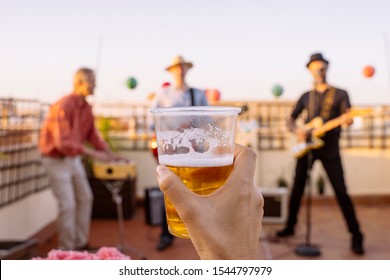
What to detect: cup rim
<box><xmin>150</xmin><ymin>106</ymin><xmax>241</xmax><ymax>115</ymax></box>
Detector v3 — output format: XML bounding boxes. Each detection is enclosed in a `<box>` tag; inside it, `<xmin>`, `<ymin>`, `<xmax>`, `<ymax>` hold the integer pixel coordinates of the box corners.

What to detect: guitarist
<box><xmin>275</xmin><ymin>53</ymin><xmax>364</xmax><ymax>255</ymax></box>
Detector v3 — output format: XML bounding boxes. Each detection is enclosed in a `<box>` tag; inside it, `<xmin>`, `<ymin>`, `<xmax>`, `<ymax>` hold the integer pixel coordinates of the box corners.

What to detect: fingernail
<box><xmin>156</xmin><ymin>165</ymin><xmax>167</xmax><ymax>179</ymax></box>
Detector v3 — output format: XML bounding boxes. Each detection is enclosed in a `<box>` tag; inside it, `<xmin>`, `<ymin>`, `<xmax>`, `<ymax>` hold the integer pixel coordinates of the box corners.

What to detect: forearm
<box><xmin>287</xmin><ymin>117</ymin><xmax>297</xmax><ymax>133</ymax></box>
<box><xmin>82</xmin><ymin>146</ymin><xmax>108</xmax><ymax>159</ymax></box>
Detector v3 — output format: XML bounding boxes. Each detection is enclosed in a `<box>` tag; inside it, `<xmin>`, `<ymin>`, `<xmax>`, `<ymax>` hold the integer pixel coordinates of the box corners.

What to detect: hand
<box><xmin>83</xmin><ymin>147</ymin><xmax>115</xmax><ymax>162</ymax></box>
<box><xmin>90</xmin><ymin>150</ymin><xmax>115</xmax><ymax>162</ymax></box>
<box><xmin>156</xmin><ymin>144</ymin><xmax>264</xmax><ymax>260</ymax></box>
<box><xmin>100</xmin><ymin>150</ymin><xmax>130</xmax><ymax>163</ymax></box>
<box><xmin>110</xmin><ymin>154</ymin><xmax>130</xmax><ymax>163</ymax></box>
<box><xmin>341</xmin><ymin>110</ymin><xmax>353</xmax><ymax>126</ymax></box>
<box><xmin>287</xmin><ymin>117</ymin><xmax>309</xmax><ymax>141</ymax></box>
<box><xmin>296</xmin><ymin>128</ymin><xmax>310</xmax><ymax>142</ymax></box>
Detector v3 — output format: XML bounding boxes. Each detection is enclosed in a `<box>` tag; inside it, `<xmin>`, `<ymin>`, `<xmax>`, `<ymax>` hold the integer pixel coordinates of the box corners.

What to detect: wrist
<box><xmin>195</xmin><ymin>235</ymin><xmax>256</xmax><ymax>260</ymax></box>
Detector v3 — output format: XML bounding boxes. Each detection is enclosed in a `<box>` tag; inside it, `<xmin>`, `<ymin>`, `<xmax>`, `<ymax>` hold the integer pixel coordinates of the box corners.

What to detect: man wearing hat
<box><xmin>152</xmin><ymin>55</ymin><xmax>208</xmax><ymax>108</ymax></box>
<box><xmin>275</xmin><ymin>53</ymin><xmax>365</xmax><ymax>255</ymax></box>
<box><xmin>152</xmin><ymin>55</ymin><xmax>209</xmax><ymax>251</ymax></box>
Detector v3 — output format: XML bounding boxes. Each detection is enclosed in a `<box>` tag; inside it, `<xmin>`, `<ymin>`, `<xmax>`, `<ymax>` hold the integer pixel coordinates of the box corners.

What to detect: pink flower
<box><xmin>33</xmin><ymin>247</ymin><xmax>130</xmax><ymax>260</ymax></box>
<box><xmin>96</xmin><ymin>247</ymin><xmax>130</xmax><ymax>260</ymax></box>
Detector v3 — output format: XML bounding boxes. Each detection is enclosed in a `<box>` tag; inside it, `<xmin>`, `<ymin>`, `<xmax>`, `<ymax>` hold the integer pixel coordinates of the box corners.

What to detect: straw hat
<box><xmin>165</xmin><ymin>55</ymin><xmax>193</xmax><ymax>71</ymax></box>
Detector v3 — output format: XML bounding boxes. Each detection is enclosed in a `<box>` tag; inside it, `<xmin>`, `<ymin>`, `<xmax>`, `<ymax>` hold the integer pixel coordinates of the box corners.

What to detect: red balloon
<box><xmin>205</xmin><ymin>88</ymin><xmax>221</xmax><ymax>103</ymax></box>
<box><xmin>149</xmin><ymin>136</ymin><xmax>158</xmax><ymax>161</ymax></box>
<box><xmin>161</xmin><ymin>82</ymin><xmax>171</xmax><ymax>88</ymax></box>
<box><xmin>363</xmin><ymin>65</ymin><xmax>375</xmax><ymax>78</ymax></box>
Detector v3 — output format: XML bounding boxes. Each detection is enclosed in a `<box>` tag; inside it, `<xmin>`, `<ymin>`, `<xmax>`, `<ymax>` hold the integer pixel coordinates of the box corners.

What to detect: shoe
<box><xmin>351</xmin><ymin>234</ymin><xmax>365</xmax><ymax>255</ymax></box>
<box><xmin>156</xmin><ymin>236</ymin><xmax>174</xmax><ymax>251</ymax></box>
<box><xmin>276</xmin><ymin>228</ymin><xmax>295</xmax><ymax>238</ymax></box>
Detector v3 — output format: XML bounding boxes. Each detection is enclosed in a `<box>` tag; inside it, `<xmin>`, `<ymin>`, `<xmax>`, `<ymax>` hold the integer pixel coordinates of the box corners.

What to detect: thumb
<box><xmin>156</xmin><ymin>165</ymin><xmax>196</xmax><ymax>211</ymax></box>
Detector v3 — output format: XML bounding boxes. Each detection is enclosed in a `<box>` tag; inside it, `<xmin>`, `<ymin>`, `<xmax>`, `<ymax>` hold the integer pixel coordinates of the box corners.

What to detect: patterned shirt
<box><xmin>39</xmin><ymin>93</ymin><xmax>107</xmax><ymax>157</ymax></box>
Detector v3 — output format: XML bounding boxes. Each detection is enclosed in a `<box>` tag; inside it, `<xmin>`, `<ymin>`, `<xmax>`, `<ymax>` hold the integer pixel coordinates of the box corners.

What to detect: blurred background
<box><xmin>1</xmin><ymin>0</ymin><xmax>390</xmax><ymax>105</ymax></box>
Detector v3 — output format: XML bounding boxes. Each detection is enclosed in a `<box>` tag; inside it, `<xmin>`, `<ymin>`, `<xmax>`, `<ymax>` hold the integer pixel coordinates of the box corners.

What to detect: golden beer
<box><xmin>150</xmin><ymin>106</ymin><xmax>241</xmax><ymax>239</ymax></box>
<box><xmin>164</xmin><ymin>162</ymin><xmax>233</xmax><ymax>238</ymax></box>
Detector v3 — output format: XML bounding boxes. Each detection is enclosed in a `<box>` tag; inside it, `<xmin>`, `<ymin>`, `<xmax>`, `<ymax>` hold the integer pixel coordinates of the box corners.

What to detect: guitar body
<box><xmin>292</xmin><ymin>117</ymin><xmax>325</xmax><ymax>158</ymax></box>
<box><xmin>292</xmin><ymin>137</ymin><xmax>324</xmax><ymax>159</ymax></box>
<box><xmin>291</xmin><ymin>108</ymin><xmax>372</xmax><ymax>159</ymax></box>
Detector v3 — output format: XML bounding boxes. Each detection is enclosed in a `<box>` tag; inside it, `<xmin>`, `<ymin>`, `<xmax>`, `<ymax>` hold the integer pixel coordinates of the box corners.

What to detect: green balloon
<box><xmin>126</xmin><ymin>77</ymin><xmax>137</xmax><ymax>89</ymax></box>
<box><xmin>272</xmin><ymin>84</ymin><xmax>283</xmax><ymax>97</ymax></box>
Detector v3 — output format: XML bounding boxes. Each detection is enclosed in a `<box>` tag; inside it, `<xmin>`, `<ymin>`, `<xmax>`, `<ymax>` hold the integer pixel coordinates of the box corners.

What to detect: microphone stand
<box><xmin>294</xmin><ymin>150</ymin><xmax>320</xmax><ymax>256</ymax></box>
<box><xmin>295</xmin><ymin>82</ymin><xmax>321</xmax><ymax>257</ymax></box>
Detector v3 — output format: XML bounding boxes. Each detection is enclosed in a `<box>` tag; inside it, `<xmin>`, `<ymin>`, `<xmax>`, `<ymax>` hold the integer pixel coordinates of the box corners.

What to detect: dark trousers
<box><xmin>285</xmin><ymin>152</ymin><xmax>362</xmax><ymax>236</ymax></box>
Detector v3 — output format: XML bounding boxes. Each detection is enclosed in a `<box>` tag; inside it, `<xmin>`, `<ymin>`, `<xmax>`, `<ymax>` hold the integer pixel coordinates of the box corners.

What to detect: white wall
<box><xmin>342</xmin><ymin>148</ymin><xmax>390</xmax><ymax>195</ymax></box>
<box><xmin>118</xmin><ymin>150</ymin><xmax>159</xmax><ymax>198</ymax></box>
<box><xmin>118</xmin><ymin>148</ymin><xmax>390</xmax><ymax>198</ymax></box>
<box><xmin>0</xmin><ymin>189</ymin><xmax>57</xmax><ymax>240</ymax></box>
<box><xmin>1</xmin><ymin>148</ymin><xmax>387</xmax><ymax>240</ymax></box>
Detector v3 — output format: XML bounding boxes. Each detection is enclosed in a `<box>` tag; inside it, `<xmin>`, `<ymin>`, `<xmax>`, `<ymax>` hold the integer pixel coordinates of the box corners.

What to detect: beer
<box><xmin>150</xmin><ymin>106</ymin><xmax>241</xmax><ymax>239</ymax></box>
<box><xmin>160</xmin><ymin>155</ymin><xmax>233</xmax><ymax>238</ymax></box>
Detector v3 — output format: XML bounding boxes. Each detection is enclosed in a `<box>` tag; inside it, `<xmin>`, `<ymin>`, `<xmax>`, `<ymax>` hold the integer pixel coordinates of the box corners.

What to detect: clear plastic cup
<box><xmin>150</xmin><ymin>106</ymin><xmax>241</xmax><ymax>238</ymax></box>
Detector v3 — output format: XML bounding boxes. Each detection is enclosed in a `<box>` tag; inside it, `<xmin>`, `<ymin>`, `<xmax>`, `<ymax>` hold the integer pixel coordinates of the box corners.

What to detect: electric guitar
<box><xmin>291</xmin><ymin>108</ymin><xmax>372</xmax><ymax>159</ymax></box>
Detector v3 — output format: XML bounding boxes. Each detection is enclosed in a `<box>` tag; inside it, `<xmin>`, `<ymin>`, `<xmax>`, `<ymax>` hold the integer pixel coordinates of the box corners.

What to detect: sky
<box><xmin>1</xmin><ymin>0</ymin><xmax>390</xmax><ymax>105</ymax></box>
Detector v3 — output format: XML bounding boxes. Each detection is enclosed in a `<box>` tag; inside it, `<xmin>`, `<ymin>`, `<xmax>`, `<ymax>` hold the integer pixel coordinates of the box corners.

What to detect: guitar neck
<box><xmin>312</xmin><ymin>115</ymin><xmax>345</xmax><ymax>137</ymax></box>
<box><xmin>312</xmin><ymin>108</ymin><xmax>373</xmax><ymax>137</ymax></box>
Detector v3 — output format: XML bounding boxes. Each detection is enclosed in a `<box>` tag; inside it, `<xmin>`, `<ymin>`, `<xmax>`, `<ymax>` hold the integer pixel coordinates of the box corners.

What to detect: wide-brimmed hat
<box><xmin>306</xmin><ymin>53</ymin><xmax>329</xmax><ymax>68</ymax></box>
<box><xmin>165</xmin><ymin>55</ymin><xmax>193</xmax><ymax>71</ymax></box>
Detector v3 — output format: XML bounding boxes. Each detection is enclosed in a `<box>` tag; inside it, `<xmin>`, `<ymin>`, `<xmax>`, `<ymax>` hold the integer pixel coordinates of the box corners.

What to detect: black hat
<box><xmin>306</xmin><ymin>53</ymin><xmax>329</xmax><ymax>68</ymax></box>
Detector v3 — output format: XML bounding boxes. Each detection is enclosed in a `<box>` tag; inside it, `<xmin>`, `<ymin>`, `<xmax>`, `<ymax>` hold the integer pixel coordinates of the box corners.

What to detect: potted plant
<box><xmin>276</xmin><ymin>176</ymin><xmax>288</xmax><ymax>188</ymax></box>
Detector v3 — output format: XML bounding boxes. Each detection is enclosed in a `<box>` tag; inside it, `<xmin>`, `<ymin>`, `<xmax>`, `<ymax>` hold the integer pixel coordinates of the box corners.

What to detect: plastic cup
<box><xmin>150</xmin><ymin>106</ymin><xmax>241</xmax><ymax>238</ymax></box>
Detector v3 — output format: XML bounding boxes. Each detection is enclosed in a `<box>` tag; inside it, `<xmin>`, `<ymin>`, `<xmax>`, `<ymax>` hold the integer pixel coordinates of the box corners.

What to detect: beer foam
<box><xmin>159</xmin><ymin>154</ymin><xmax>233</xmax><ymax>167</ymax></box>
<box><xmin>157</xmin><ymin>127</ymin><xmax>233</xmax><ymax>153</ymax></box>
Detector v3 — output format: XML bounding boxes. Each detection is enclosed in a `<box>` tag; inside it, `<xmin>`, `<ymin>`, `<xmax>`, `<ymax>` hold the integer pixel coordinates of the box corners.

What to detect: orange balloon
<box><xmin>147</xmin><ymin>92</ymin><xmax>156</xmax><ymax>101</ymax></box>
<box><xmin>363</xmin><ymin>65</ymin><xmax>375</xmax><ymax>78</ymax></box>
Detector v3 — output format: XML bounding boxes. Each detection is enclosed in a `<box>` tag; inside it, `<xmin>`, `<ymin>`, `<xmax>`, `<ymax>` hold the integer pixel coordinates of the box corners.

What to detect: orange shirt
<box><xmin>39</xmin><ymin>93</ymin><xmax>107</xmax><ymax>157</ymax></box>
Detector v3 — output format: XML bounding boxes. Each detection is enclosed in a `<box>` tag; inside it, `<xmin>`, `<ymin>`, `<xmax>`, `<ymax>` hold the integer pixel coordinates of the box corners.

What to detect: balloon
<box><xmin>126</xmin><ymin>77</ymin><xmax>137</xmax><ymax>89</ymax></box>
<box><xmin>161</xmin><ymin>82</ymin><xmax>171</xmax><ymax>88</ymax></box>
<box><xmin>147</xmin><ymin>92</ymin><xmax>156</xmax><ymax>101</ymax></box>
<box><xmin>205</xmin><ymin>88</ymin><xmax>221</xmax><ymax>103</ymax></box>
<box><xmin>272</xmin><ymin>84</ymin><xmax>283</xmax><ymax>97</ymax></box>
<box><xmin>363</xmin><ymin>66</ymin><xmax>375</xmax><ymax>78</ymax></box>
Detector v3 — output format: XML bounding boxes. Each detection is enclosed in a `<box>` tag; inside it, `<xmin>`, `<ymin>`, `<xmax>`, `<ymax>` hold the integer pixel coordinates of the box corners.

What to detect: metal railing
<box><xmin>0</xmin><ymin>98</ymin><xmax>49</xmax><ymax>208</ymax></box>
<box><xmin>1</xmin><ymin>97</ymin><xmax>389</xmax><ymax>207</ymax></box>
<box><xmin>219</xmin><ymin>100</ymin><xmax>390</xmax><ymax>150</ymax></box>
<box><xmin>93</xmin><ymin>100</ymin><xmax>390</xmax><ymax>151</ymax></box>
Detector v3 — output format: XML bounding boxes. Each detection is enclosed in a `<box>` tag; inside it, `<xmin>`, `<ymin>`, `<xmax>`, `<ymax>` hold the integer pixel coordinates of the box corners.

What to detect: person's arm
<box><xmin>85</xmin><ymin>110</ymin><xmax>128</xmax><ymax>162</ymax></box>
<box><xmin>340</xmin><ymin>90</ymin><xmax>353</xmax><ymax>126</ymax></box>
<box><xmin>156</xmin><ymin>144</ymin><xmax>264</xmax><ymax>260</ymax></box>
<box><xmin>49</xmin><ymin>104</ymin><xmax>86</xmax><ymax>156</ymax></box>
<box><xmin>287</xmin><ymin>116</ymin><xmax>297</xmax><ymax>133</ymax></box>
<box><xmin>288</xmin><ymin>94</ymin><xmax>308</xmax><ymax>141</ymax></box>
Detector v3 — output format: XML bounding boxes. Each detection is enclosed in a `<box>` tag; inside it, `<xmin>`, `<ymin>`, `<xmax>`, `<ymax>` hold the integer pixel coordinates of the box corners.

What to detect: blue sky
<box><xmin>1</xmin><ymin>0</ymin><xmax>390</xmax><ymax>105</ymax></box>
